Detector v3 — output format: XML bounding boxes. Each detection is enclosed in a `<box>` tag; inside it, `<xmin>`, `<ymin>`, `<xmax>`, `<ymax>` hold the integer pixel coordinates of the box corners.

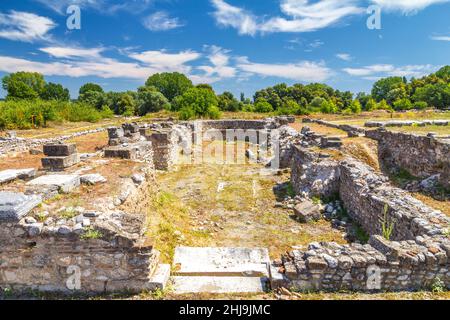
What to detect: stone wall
<box><xmin>0</xmin><ymin>128</ymin><xmax>106</xmax><ymax>155</ymax></box>
<box><xmin>290</xmin><ymin>147</ymin><xmax>340</xmax><ymax>198</ymax></box>
<box><xmin>0</xmin><ymin>211</ymin><xmax>162</xmax><ymax>293</ymax></box>
<box><xmin>276</xmin><ymin>234</ymin><xmax>449</xmax><ymax>292</ymax></box>
<box><xmin>339</xmin><ymin>158</ymin><xmax>448</xmax><ymax>241</ymax></box>
<box><xmin>366</xmin><ymin>129</ymin><xmax>450</xmax><ymax>188</ymax></box>
<box><xmin>278</xmin><ymin>148</ymin><xmax>450</xmax><ymax>292</ymax></box>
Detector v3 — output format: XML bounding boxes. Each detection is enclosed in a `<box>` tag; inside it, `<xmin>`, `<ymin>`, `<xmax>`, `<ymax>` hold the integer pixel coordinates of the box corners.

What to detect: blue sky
<box><xmin>0</xmin><ymin>0</ymin><xmax>449</xmax><ymax>99</ymax></box>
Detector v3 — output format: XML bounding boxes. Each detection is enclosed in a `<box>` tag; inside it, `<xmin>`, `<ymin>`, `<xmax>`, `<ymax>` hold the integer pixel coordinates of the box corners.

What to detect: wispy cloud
<box><xmin>195</xmin><ymin>45</ymin><xmax>237</xmax><ymax>83</ymax></box>
<box><xmin>39</xmin><ymin>46</ymin><xmax>105</xmax><ymax>59</ymax></box>
<box><xmin>33</xmin><ymin>0</ymin><xmax>105</xmax><ymax>14</ymax></box>
<box><xmin>0</xmin><ymin>46</ymin><xmax>201</xmax><ymax>80</ymax></box>
<box><xmin>431</xmin><ymin>35</ymin><xmax>450</xmax><ymax>41</ymax></box>
<box><xmin>371</xmin><ymin>0</ymin><xmax>449</xmax><ymax>14</ymax></box>
<box><xmin>336</xmin><ymin>53</ymin><xmax>352</xmax><ymax>61</ymax></box>
<box><xmin>211</xmin><ymin>0</ymin><xmax>364</xmax><ymax>35</ymax></box>
<box><xmin>236</xmin><ymin>57</ymin><xmax>332</xmax><ymax>82</ymax></box>
<box><xmin>142</xmin><ymin>11</ymin><xmax>184</xmax><ymax>31</ymax></box>
<box><xmin>343</xmin><ymin>63</ymin><xmax>438</xmax><ymax>78</ymax></box>
<box><xmin>128</xmin><ymin>49</ymin><xmax>200</xmax><ymax>74</ymax></box>
<box><xmin>34</xmin><ymin>0</ymin><xmax>155</xmax><ymax>15</ymax></box>
<box><xmin>0</xmin><ymin>11</ymin><xmax>56</xmax><ymax>42</ymax></box>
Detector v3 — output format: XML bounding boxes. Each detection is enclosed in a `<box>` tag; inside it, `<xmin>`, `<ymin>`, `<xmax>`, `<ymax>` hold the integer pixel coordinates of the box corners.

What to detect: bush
<box><xmin>413</xmin><ymin>101</ymin><xmax>428</xmax><ymax>110</ymax></box>
<box><xmin>0</xmin><ymin>99</ymin><xmax>111</xmax><ymax>129</ymax></box>
<box><xmin>137</xmin><ymin>86</ymin><xmax>170</xmax><ymax>116</ymax></box>
<box><xmin>254</xmin><ymin>99</ymin><xmax>273</xmax><ymax>113</ymax></box>
<box><xmin>393</xmin><ymin>98</ymin><xmax>413</xmax><ymax>111</ymax></box>
<box><xmin>173</xmin><ymin>87</ymin><xmax>221</xmax><ymax>120</ymax></box>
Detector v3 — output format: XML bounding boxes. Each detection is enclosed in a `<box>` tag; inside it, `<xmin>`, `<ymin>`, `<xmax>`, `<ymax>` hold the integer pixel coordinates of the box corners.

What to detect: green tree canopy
<box><xmin>79</xmin><ymin>83</ymin><xmax>104</xmax><ymax>96</ymax></box>
<box><xmin>145</xmin><ymin>72</ymin><xmax>193</xmax><ymax>101</ymax></box>
<box><xmin>2</xmin><ymin>72</ymin><xmax>46</xmax><ymax>100</ymax></box>
<box><xmin>137</xmin><ymin>86</ymin><xmax>170</xmax><ymax>115</ymax></box>
<box><xmin>372</xmin><ymin>77</ymin><xmax>405</xmax><ymax>103</ymax></box>
<box><xmin>173</xmin><ymin>87</ymin><xmax>220</xmax><ymax>120</ymax></box>
<box><xmin>41</xmin><ymin>83</ymin><xmax>70</xmax><ymax>101</ymax></box>
<box><xmin>217</xmin><ymin>91</ymin><xmax>241</xmax><ymax>112</ymax></box>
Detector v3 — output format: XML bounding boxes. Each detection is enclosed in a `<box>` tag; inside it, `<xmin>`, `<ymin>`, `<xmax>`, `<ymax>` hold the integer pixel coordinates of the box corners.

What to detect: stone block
<box><xmin>80</xmin><ymin>174</ymin><xmax>107</xmax><ymax>185</ymax></box>
<box><xmin>43</xmin><ymin>143</ymin><xmax>77</xmax><ymax>156</ymax></box>
<box><xmin>0</xmin><ymin>192</ymin><xmax>42</xmax><ymax>222</ymax></box>
<box><xmin>173</xmin><ymin>247</ymin><xmax>270</xmax><ymax>277</ymax></box>
<box><xmin>27</xmin><ymin>174</ymin><xmax>80</xmax><ymax>193</ymax></box>
<box><xmin>107</xmin><ymin>127</ymin><xmax>124</xmax><ymax>139</ymax></box>
<box><xmin>104</xmin><ymin>146</ymin><xmax>137</xmax><ymax>160</ymax></box>
<box><xmin>171</xmin><ymin>276</ymin><xmax>268</xmax><ymax>294</ymax></box>
<box><xmin>294</xmin><ymin>200</ymin><xmax>322</xmax><ymax>223</ymax></box>
<box><xmin>42</xmin><ymin>154</ymin><xmax>80</xmax><ymax>170</ymax></box>
<box><xmin>0</xmin><ymin>168</ymin><xmax>37</xmax><ymax>184</ymax></box>
<box><xmin>0</xmin><ymin>170</ymin><xmax>19</xmax><ymax>184</ymax></box>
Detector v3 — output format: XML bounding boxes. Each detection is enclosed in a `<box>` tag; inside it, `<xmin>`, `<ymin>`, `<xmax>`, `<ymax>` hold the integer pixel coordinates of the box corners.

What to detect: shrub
<box><xmin>254</xmin><ymin>99</ymin><xmax>274</xmax><ymax>113</ymax></box>
<box><xmin>173</xmin><ymin>87</ymin><xmax>221</xmax><ymax>120</ymax></box>
<box><xmin>0</xmin><ymin>99</ymin><xmax>111</xmax><ymax>129</ymax></box>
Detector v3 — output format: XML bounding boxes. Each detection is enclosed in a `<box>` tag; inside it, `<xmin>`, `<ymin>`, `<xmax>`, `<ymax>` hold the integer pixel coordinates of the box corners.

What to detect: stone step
<box><xmin>173</xmin><ymin>247</ymin><xmax>270</xmax><ymax>277</ymax></box>
<box><xmin>171</xmin><ymin>276</ymin><xmax>268</xmax><ymax>294</ymax></box>
<box><xmin>145</xmin><ymin>264</ymin><xmax>171</xmax><ymax>291</ymax></box>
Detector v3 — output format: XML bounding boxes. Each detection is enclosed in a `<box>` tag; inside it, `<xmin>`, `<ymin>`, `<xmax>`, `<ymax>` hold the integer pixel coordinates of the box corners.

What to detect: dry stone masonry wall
<box><xmin>282</xmin><ymin>146</ymin><xmax>450</xmax><ymax>292</ymax></box>
<box><xmin>366</xmin><ymin>128</ymin><xmax>450</xmax><ymax>188</ymax></box>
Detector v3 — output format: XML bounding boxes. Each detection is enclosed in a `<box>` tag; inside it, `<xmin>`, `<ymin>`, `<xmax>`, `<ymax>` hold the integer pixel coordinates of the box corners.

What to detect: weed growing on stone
<box><xmin>80</xmin><ymin>227</ymin><xmax>103</xmax><ymax>240</ymax></box>
<box><xmin>431</xmin><ymin>277</ymin><xmax>446</xmax><ymax>293</ymax></box>
<box><xmin>381</xmin><ymin>204</ymin><xmax>395</xmax><ymax>241</ymax></box>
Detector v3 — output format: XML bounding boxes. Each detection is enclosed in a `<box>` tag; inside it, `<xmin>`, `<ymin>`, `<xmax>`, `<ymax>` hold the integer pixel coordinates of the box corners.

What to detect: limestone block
<box><xmin>0</xmin><ymin>192</ymin><xmax>42</xmax><ymax>222</ymax></box>
<box><xmin>27</xmin><ymin>174</ymin><xmax>80</xmax><ymax>193</ymax></box>
<box><xmin>42</xmin><ymin>153</ymin><xmax>80</xmax><ymax>170</ymax></box>
<box><xmin>43</xmin><ymin>143</ymin><xmax>77</xmax><ymax>156</ymax></box>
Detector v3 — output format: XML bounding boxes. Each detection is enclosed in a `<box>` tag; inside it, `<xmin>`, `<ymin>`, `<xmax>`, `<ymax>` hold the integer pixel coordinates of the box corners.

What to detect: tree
<box><xmin>117</xmin><ymin>93</ymin><xmax>136</xmax><ymax>116</ymax></box>
<box><xmin>79</xmin><ymin>83</ymin><xmax>103</xmax><ymax>96</ymax></box>
<box><xmin>349</xmin><ymin>99</ymin><xmax>362</xmax><ymax>114</ymax></box>
<box><xmin>196</xmin><ymin>84</ymin><xmax>215</xmax><ymax>92</ymax></box>
<box><xmin>145</xmin><ymin>72</ymin><xmax>193</xmax><ymax>101</ymax></box>
<box><xmin>365</xmin><ymin>98</ymin><xmax>378</xmax><ymax>111</ymax></box>
<box><xmin>412</xmin><ymin>83</ymin><xmax>450</xmax><ymax>110</ymax></box>
<box><xmin>78</xmin><ymin>90</ymin><xmax>108</xmax><ymax>110</ymax></box>
<box><xmin>218</xmin><ymin>91</ymin><xmax>241</xmax><ymax>112</ymax></box>
<box><xmin>254</xmin><ymin>98</ymin><xmax>273</xmax><ymax>113</ymax></box>
<box><xmin>2</xmin><ymin>72</ymin><xmax>46</xmax><ymax>100</ymax></box>
<box><xmin>393</xmin><ymin>98</ymin><xmax>413</xmax><ymax>111</ymax></box>
<box><xmin>372</xmin><ymin>77</ymin><xmax>405</xmax><ymax>102</ymax></box>
<box><xmin>377</xmin><ymin>99</ymin><xmax>392</xmax><ymax>111</ymax></box>
<box><xmin>137</xmin><ymin>86</ymin><xmax>170</xmax><ymax>115</ymax></box>
<box><xmin>173</xmin><ymin>87</ymin><xmax>220</xmax><ymax>120</ymax></box>
<box><xmin>41</xmin><ymin>83</ymin><xmax>70</xmax><ymax>101</ymax></box>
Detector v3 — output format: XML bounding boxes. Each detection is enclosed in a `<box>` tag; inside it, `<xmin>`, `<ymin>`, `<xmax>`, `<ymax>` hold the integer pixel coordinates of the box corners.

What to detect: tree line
<box><xmin>1</xmin><ymin>66</ymin><xmax>449</xmax><ymax>129</ymax></box>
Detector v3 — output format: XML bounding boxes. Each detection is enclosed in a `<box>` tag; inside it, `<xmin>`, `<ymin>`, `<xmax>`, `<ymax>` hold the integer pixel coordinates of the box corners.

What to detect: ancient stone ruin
<box><xmin>0</xmin><ymin>116</ymin><xmax>448</xmax><ymax>296</ymax></box>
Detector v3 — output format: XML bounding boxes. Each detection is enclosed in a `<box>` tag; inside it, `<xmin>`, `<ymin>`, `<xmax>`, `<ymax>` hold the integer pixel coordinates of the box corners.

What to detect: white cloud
<box><xmin>39</xmin><ymin>46</ymin><xmax>105</xmax><ymax>59</ymax></box>
<box><xmin>371</xmin><ymin>0</ymin><xmax>449</xmax><ymax>13</ymax></box>
<box><xmin>211</xmin><ymin>0</ymin><xmax>364</xmax><ymax>35</ymax></box>
<box><xmin>237</xmin><ymin>58</ymin><xmax>332</xmax><ymax>82</ymax></box>
<box><xmin>34</xmin><ymin>0</ymin><xmax>104</xmax><ymax>14</ymax></box>
<box><xmin>0</xmin><ymin>47</ymin><xmax>202</xmax><ymax>80</ymax></box>
<box><xmin>142</xmin><ymin>11</ymin><xmax>184</xmax><ymax>31</ymax></box>
<box><xmin>196</xmin><ymin>45</ymin><xmax>237</xmax><ymax>83</ymax></box>
<box><xmin>128</xmin><ymin>50</ymin><xmax>200</xmax><ymax>74</ymax></box>
<box><xmin>34</xmin><ymin>0</ymin><xmax>154</xmax><ymax>15</ymax></box>
<box><xmin>0</xmin><ymin>11</ymin><xmax>56</xmax><ymax>42</ymax></box>
<box><xmin>336</xmin><ymin>53</ymin><xmax>352</xmax><ymax>61</ymax></box>
<box><xmin>343</xmin><ymin>64</ymin><xmax>438</xmax><ymax>78</ymax></box>
<box><xmin>431</xmin><ymin>35</ymin><xmax>450</xmax><ymax>41</ymax></box>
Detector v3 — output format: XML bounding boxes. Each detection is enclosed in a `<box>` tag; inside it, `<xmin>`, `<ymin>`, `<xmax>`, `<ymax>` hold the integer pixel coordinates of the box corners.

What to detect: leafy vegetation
<box><xmin>1</xmin><ymin>66</ymin><xmax>449</xmax><ymax>128</ymax></box>
<box><xmin>381</xmin><ymin>204</ymin><xmax>395</xmax><ymax>241</ymax></box>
